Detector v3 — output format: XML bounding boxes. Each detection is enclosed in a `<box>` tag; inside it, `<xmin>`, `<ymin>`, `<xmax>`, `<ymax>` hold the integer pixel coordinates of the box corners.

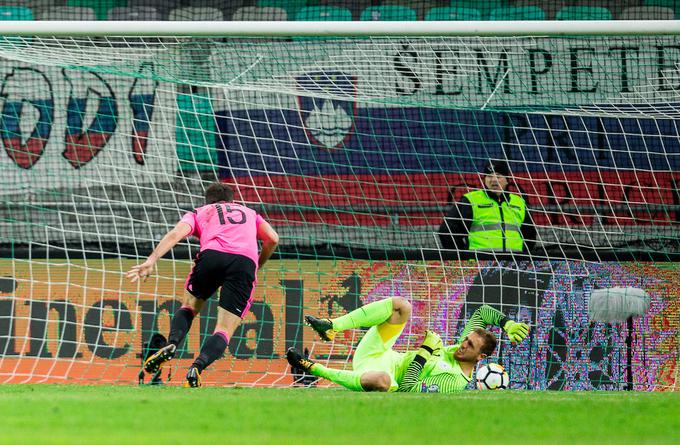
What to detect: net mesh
<box><xmin>0</xmin><ymin>33</ymin><xmax>677</xmax><ymax>390</ymax></box>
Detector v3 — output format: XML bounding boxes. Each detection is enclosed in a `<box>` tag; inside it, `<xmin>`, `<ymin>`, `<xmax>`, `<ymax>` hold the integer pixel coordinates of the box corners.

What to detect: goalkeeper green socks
<box><xmin>332</xmin><ymin>298</ymin><xmax>394</xmax><ymax>332</ymax></box>
<box><xmin>310</xmin><ymin>364</ymin><xmax>364</xmax><ymax>391</ymax></box>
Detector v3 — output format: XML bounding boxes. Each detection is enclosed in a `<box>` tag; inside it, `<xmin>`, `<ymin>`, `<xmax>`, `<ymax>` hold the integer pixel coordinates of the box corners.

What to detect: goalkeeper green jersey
<box><xmin>396</xmin><ymin>304</ymin><xmax>508</xmax><ymax>393</ymax></box>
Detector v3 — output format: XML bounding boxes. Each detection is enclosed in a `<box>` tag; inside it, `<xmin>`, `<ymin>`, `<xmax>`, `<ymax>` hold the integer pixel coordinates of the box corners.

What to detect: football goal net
<box><xmin>0</xmin><ymin>20</ymin><xmax>677</xmax><ymax>390</ymax></box>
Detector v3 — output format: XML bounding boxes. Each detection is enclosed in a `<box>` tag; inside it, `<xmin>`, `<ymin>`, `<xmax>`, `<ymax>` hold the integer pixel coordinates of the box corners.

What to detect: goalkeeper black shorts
<box><xmin>184</xmin><ymin>249</ymin><xmax>256</xmax><ymax>318</ymax></box>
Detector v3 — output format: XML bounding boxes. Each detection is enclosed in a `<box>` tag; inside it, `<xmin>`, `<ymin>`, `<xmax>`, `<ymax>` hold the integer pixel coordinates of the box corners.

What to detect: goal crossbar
<box><xmin>0</xmin><ymin>20</ymin><xmax>680</xmax><ymax>37</ymax></box>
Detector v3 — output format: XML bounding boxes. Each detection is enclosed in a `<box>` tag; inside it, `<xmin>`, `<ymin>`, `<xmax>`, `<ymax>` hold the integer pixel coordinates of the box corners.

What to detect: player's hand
<box><xmin>126</xmin><ymin>259</ymin><xmax>155</xmax><ymax>283</ymax></box>
<box><xmin>503</xmin><ymin>320</ymin><xmax>530</xmax><ymax>344</ymax></box>
<box><xmin>419</xmin><ymin>330</ymin><xmax>443</xmax><ymax>356</ymax></box>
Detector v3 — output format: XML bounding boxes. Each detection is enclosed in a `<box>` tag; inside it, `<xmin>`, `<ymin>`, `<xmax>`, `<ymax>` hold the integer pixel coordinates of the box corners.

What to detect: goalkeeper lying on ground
<box><xmin>286</xmin><ymin>297</ymin><xmax>529</xmax><ymax>393</ymax></box>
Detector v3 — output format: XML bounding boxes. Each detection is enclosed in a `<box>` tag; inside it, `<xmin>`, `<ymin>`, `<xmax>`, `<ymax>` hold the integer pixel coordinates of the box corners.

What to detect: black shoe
<box><xmin>184</xmin><ymin>366</ymin><xmax>202</xmax><ymax>388</ymax></box>
<box><xmin>286</xmin><ymin>347</ymin><xmax>316</xmax><ymax>373</ymax></box>
<box><xmin>143</xmin><ymin>344</ymin><xmax>176</xmax><ymax>374</ymax></box>
<box><xmin>305</xmin><ymin>315</ymin><xmax>336</xmax><ymax>342</ymax></box>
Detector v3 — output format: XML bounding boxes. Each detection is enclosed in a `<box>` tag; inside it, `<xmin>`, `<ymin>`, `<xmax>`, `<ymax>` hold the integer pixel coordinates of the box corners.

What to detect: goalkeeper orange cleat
<box><xmin>143</xmin><ymin>344</ymin><xmax>176</xmax><ymax>374</ymax></box>
<box><xmin>305</xmin><ymin>315</ymin><xmax>336</xmax><ymax>341</ymax></box>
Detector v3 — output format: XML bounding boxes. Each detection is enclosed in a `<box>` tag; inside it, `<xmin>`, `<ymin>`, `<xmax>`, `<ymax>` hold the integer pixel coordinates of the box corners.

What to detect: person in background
<box><xmin>438</xmin><ymin>159</ymin><xmax>536</xmax><ymax>254</ymax></box>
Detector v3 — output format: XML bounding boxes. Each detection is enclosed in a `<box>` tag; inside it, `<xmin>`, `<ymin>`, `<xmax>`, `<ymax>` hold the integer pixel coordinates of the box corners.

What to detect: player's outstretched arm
<box><xmin>126</xmin><ymin>222</ymin><xmax>192</xmax><ymax>282</ymax></box>
<box><xmin>257</xmin><ymin>220</ymin><xmax>279</xmax><ymax>268</ymax></box>
<box><xmin>459</xmin><ymin>304</ymin><xmax>530</xmax><ymax>345</ymax></box>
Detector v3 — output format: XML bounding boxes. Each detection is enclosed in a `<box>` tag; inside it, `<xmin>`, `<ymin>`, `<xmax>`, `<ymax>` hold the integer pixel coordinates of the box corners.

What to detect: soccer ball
<box><xmin>476</xmin><ymin>363</ymin><xmax>509</xmax><ymax>390</ymax></box>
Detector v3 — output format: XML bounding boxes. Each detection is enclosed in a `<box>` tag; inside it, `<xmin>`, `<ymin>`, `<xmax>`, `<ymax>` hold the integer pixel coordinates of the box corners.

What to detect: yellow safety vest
<box><xmin>464</xmin><ymin>190</ymin><xmax>526</xmax><ymax>252</ymax></box>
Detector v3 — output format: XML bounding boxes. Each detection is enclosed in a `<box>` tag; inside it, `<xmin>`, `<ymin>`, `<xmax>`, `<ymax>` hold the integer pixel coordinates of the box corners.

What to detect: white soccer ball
<box><xmin>476</xmin><ymin>363</ymin><xmax>509</xmax><ymax>390</ymax></box>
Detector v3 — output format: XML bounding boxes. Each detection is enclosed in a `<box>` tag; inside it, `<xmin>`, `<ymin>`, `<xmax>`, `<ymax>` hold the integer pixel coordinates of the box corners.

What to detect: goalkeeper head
<box><xmin>452</xmin><ymin>328</ymin><xmax>498</xmax><ymax>364</ymax></box>
<box><xmin>420</xmin><ymin>327</ymin><xmax>498</xmax><ymax>367</ymax></box>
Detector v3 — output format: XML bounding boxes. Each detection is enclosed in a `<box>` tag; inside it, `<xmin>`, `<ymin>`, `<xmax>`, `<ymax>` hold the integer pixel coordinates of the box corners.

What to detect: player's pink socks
<box><xmin>214</xmin><ymin>330</ymin><xmax>230</xmax><ymax>343</ymax></box>
<box><xmin>332</xmin><ymin>297</ymin><xmax>394</xmax><ymax>332</ymax></box>
<box><xmin>180</xmin><ymin>305</ymin><xmax>198</xmax><ymax>317</ymax></box>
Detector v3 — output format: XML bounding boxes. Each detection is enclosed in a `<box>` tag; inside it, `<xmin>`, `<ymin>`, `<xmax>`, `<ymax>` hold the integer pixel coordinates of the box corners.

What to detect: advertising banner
<box><xmin>0</xmin><ymin>63</ymin><xmax>176</xmax><ymax>195</ymax></box>
<box><xmin>0</xmin><ymin>259</ymin><xmax>676</xmax><ymax>390</ymax></box>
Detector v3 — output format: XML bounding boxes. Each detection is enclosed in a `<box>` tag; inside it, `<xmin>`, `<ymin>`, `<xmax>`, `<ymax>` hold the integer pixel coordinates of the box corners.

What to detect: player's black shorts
<box><xmin>184</xmin><ymin>249</ymin><xmax>256</xmax><ymax>318</ymax></box>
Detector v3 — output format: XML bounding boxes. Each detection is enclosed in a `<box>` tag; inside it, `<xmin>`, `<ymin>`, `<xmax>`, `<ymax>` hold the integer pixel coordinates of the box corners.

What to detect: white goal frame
<box><xmin>0</xmin><ymin>20</ymin><xmax>679</xmax><ymax>37</ymax></box>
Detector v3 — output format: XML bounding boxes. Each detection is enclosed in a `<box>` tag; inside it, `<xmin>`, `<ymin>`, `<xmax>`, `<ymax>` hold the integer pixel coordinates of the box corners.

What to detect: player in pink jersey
<box><xmin>126</xmin><ymin>182</ymin><xmax>279</xmax><ymax>387</ymax></box>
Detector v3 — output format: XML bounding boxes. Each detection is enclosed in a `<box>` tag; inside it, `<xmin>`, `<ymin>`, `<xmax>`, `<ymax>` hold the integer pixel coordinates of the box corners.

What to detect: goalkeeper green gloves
<box><xmin>503</xmin><ymin>320</ymin><xmax>530</xmax><ymax>344</ymax></box>
<box><xmin>417</xmin><ymin>330</ymin><xmax>443</xmax><ymax>360</ymax></box>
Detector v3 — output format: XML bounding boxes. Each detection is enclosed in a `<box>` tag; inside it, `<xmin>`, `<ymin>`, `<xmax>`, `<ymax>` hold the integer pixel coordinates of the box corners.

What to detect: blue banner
<box><xmin>216</xmin><ymin>107</ymin><xmax>680</xmax><ymax>177</ymax></box>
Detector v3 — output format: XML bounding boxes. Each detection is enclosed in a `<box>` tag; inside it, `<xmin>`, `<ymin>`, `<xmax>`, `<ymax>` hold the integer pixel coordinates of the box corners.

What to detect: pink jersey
<box><xmin>180</xmin><ymin>202</ymin><xmax>265</xmax><ymax>267</ymax></box>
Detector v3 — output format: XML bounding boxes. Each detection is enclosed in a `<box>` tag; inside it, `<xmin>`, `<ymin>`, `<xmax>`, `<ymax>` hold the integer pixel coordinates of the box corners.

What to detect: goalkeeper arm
<box><xmin>397</xmin><ymin>355</ymin><xmax>469</xmax><ymax>393</ymax></box>
<box><xmin>397</xmin><ymin>330</ymin><xmax>469</xmax><ymax>393</ymax></box>
<box><xmin>458</xmin><ymin>304</ymin><xmax>530</xmax><ymax>345</ymax></box>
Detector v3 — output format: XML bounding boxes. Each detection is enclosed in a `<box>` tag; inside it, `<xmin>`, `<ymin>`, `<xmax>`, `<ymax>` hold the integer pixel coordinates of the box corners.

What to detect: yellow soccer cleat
<box><xmin>305</xmin><ymin>315</ymin><xmax>336</xmax><ymax>341</ymax></box>
<box><xmin>184</xmin><ymin>366</ymin><xmax>202</xmax><ymax>388</ymax></box>
<box><xmin>286</xmin><ymin>347</ymin><xmax>316</xmax><ymax>373</ymax></box>
<box><xmin>143</xmin><ymin>344</ymin><xmax>176</xmax><ymax>374</ymax></box>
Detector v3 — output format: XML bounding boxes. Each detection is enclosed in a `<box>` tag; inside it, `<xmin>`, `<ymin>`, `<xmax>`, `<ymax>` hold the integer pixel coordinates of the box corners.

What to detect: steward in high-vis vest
<box><xmin>438</xmin><ymin>160</ymin><xmax>536</xmax><ymax>253</ymax></box>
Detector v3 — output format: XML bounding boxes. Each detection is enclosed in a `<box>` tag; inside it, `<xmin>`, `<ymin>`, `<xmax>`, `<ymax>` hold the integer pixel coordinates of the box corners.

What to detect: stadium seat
<box><xmin>643</xmin><ymin>0</ymin><xmax>678</xmax><ymax>8</ymax></box>
<box><xmin>606</xmin><ymin>0</ymin><xmax>645</xmax><ymax>18</ymax></box>
<box><xmin>295</xmin><ymin>6</ymin><xmax>352</xmax><ymax>21</ymax></box>
<box><xmin>107</xmin><ymin>6</ymin><xmax>158</xmax><ymax>21</ymax></box>
<box><xmin>126</xmin><ymin>0</ymin><xmax>176</xmax><ymax>8</ymax></box>
<box><xmin>425</xmin><ymin>7</ymin><xmax>481</xmax><ymax>21</ymax></box>
<box><xmin>126</xmin><ymin>0</ymin><xmax>179</xmax><ymax>20</ymax></box>
<box><xmin>0</xmin><ymin>6</ymin><xmax>34</xmax><ymax>20</ymax></box>
<box><xmin>620</xmin><ymin>6</ymin><xmax>676</xmax><ymax>20</ymax></box>
<box><xmin>556</xmin><ymin>6</ymin><xmax>613</xmax><ymax>21</ymax></box>
<box><xmin>489</xmin><ymin>6</ymin><xmax>546</xmax><ymax>21</ymax></box>
<box><xmin>19</xmin><ymin>1</ymin><xmax>67</xmax><ymax>8</ymax></box>
<box><xmin>377</xmin><ymin>0</ymin><xmax>438</xmax><ymax>21</ymax></box>
<box><xmin>232</xmin><ymin>6</ymin><xmax>287</xmax><ymax>21</ymax></box>
<box><xmin>37</xmin><ymin>6</ymin><xmax>96</xmax><ymax>20</ymax></box>
<box><xmin>319</xmin><ymin>0</ymin><xmax>371</xmax><ymax>20</ymax></box>
<box><xmin>641</xmin><ymin>2</ymin><xmax>680</xmax><ymax>26</ymax></box>
<box><xmin>67</xmin><ymin>0</ymin><xmax>126</xmax><ymax>20</ymax></box>
<box><xmin>257</xmin><ymin>0</ymin><xmax>307</xmax><ymax>19</ymax></box>
<box><xmin>511</xmin><ymin>0</ymin><xmax>561</xmax><ymax>20</ymax></box>
<box><xmin>168</xmin><ymin>7</ymin><xmax>223</xmax><ymax>22</ymax></box>
<box><xmin>360</xmin><ymin>5</ymin><xmax>417</xmax><ymax>21</ymax></box>
<box><xmin>455</xmin><ymin>0</ymin><xmax>504</xmax><ymax>19</ymax></box>
<box><xmin>176</xmin><ymin>93</ymin><xmax>218</xmax><ymax>173</ymax></box>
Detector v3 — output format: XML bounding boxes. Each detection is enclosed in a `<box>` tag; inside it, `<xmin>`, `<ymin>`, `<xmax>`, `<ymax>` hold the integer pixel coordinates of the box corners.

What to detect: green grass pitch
<box><xmin>0</xmin><ymin>385</ymin><xmax>678</xmax><ymax>445</ymax></box>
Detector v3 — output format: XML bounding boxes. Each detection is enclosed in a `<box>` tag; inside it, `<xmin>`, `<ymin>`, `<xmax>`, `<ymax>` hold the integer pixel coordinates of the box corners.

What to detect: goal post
<box><xmin>2</xmin><ymin>20</ymin><xmax>680</xmax><ymax>36</ymax></box>
<box><xmin>0</xmin><ymin>21</ymin><xmax>677</xmax><ymax>390</ymax></box>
